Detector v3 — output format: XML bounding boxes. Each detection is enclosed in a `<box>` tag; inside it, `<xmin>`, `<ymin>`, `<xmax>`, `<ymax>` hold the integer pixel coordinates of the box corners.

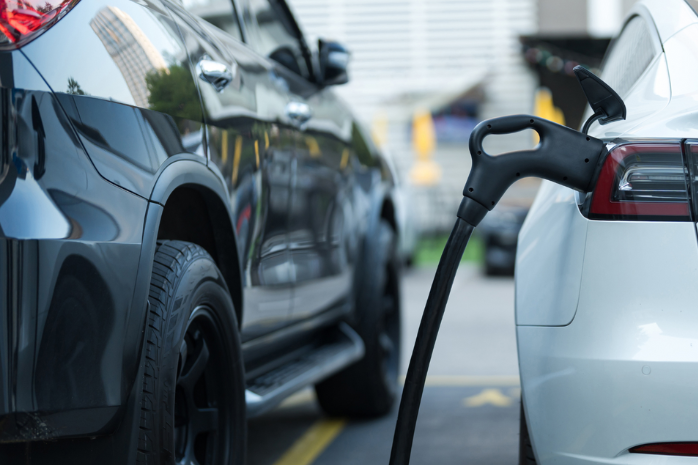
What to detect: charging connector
<box><xmin>389</xmin><ymin>115</ymin><xmax>607</xmax><ymax>465</ymax></box>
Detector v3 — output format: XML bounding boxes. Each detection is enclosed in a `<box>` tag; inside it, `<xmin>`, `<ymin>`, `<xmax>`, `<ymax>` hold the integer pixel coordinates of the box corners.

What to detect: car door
<box><xmin>286</xmin><ymin>74</ymin><xmax>356</xmax><ymax>322</ymax></box>
<box><xmin>166</xmin><ymin>1</ymin><xmax>296</xmax><ymax>340</ymax></box>
<box><xmin>239</xmin><ymin>0</ymin><xmax>355</xmax><ymax>322</ymax></box>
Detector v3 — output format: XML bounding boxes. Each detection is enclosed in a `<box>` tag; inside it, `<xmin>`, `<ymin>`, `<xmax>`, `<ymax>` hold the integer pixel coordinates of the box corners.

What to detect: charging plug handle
<box><xmin>458</xmin><ymin>115</ymin><xmax>606</xmax><ymax>226</ymax></box>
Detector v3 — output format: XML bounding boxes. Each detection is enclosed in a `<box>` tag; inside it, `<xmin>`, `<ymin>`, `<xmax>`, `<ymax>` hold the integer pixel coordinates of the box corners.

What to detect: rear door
<box><xmin>167</xmin><ymin>1</ymin><xmax>295</xmax><ymax>340</ymax></box>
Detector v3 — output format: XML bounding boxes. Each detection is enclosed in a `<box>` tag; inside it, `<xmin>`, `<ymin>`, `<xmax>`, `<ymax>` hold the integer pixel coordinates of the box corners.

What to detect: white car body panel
<box><xmin>515</xmin><ymin>181</ymin><xmax>587</xmax><ymax>326</ymax></box>
<box><xmin>597</xmin><ymin>25</ymin><xmax>698</xmax><ymax>141</ymax></box>
<box><xmin>519</xmin><ymin>221</ymin><xmax>698</xmax><ymax>464</ymax></box>
<box><xmin>638</xmin><ymin>0</ymin><xmax>697</xmax><ymax>43</ymax></box>
<box><xmin>587</xmin><ymin>53</ymin><xmax>670</xmax><ymax>140</ymax></box>
<box><xmin>516</xmin><ymin>0</ymin><xmax>698</xmax><ymax>462</ymax></box>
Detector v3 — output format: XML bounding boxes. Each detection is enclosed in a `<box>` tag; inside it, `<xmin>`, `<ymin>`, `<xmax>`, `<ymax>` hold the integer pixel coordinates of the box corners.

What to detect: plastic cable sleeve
<box><xmin>389</xmin><ymin>218</ymin><xmax>474</xmax><ymax>465</ymax></box>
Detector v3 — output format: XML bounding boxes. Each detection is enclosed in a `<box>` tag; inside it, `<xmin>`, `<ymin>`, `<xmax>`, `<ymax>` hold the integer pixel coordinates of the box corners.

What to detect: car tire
<box><xmin>315</xmin><ymin>220</ymin><xmax>401</xmax><ymax>417</ymax></box>
<box><xmin>136</xmin><ymin>240</ymin><xmax>246</xmax><ymax>465</ymax></box>
<box><xmin>519</xmin><ymin>400</ymin><xmax>537</xmax><ymax>464</ymax></box>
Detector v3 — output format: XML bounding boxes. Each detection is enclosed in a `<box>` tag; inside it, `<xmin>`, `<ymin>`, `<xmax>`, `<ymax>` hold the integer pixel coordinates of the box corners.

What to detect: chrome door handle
<box><xmin>197</xmin><ymin>58</ymin><xmax>236</xmax><ymax>93</ymax></box>
<box><xmin>285</xmin><ymin>101</ymin><xmax>312</xmax><ymax>126</ymax></box>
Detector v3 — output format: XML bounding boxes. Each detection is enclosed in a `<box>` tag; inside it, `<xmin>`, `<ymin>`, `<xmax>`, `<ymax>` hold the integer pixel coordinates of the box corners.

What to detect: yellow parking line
<box><xmin>273</xmin><ymin>418</ymin><xmax>346</xmax><ymax>465</ymax></box>
<box><xmin>399</xmin><ymin>375</ymin><xmax>520</xmax><ymax>386</ymax></box>
<box><xmin>463</xmin><ymin>388</ymin><xmax>514</xmax><ymax>407</ymax></box>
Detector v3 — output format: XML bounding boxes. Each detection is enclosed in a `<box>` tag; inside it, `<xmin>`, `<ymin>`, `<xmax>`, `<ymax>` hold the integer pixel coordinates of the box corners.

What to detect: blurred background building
<box><xmin>287</xmin><ymin>0</ymin><xmax>639</xmax><ymax>238</ymax></box>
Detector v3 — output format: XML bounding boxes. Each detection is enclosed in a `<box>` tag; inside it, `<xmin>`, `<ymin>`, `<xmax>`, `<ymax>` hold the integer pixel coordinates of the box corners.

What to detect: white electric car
<box><xmin>517</xmin><ymin>0</ymin><xmax>698</xmax><ymax>463</ymax></box>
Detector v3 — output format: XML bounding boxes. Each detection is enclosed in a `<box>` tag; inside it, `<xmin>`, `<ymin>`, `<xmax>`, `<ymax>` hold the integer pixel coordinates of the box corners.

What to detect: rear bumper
<box><xmin>517</xmin><ymin>220</ymin><xmax>698</xmax><ymax>464</ymax></box>
<box><xmin>519</xmin><ymin>325</ymin><xmax>698</xmax><ymax>465</ymax></box>
<box><xmin>0</xmin><ymin>237</ymin><xmax>143</xmax><ymax>442</ymax></box>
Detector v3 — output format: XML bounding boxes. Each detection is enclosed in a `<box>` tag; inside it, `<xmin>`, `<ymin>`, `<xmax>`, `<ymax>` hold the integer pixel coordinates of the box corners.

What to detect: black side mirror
<box><xmin>318</xmin><ymin>39</ymin><xmax>350</xmax><ymax>87</ymax></box>
<box><xmin>574</xmin><ymin>65</ymin><xmax>626</xmax><ymax>134</ymax></box>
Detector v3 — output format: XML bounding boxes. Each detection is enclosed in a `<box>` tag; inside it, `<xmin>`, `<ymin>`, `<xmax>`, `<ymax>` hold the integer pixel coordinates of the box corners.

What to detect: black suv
<box><xmin>0</xmin><ymin>0</ymin><xmax>401</xmax><ymax>463</ymax></box>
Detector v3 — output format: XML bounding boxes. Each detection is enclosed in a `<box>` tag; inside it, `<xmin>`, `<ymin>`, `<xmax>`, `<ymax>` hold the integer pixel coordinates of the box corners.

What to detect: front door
<box><xmin>167</xmin><ymin>3</ymin><xmax>295</xmax><ymax>340</ymax></box>
<box><xmin>285</xmin><ymin>76</ymin><xmax>355</xmax><ymax>322</ymax></box>
<box><xmin>238</xmin><ymin>0</ymin><xmax>356</xmax><ymax>322</ymax></box>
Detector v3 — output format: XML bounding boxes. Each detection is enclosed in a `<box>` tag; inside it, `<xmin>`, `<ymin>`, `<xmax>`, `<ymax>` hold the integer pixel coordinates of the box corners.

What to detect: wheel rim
<box><xmin>174</xmin><ymin>306</ymin><xmax>234</xmax><ymax>465</ymax></box>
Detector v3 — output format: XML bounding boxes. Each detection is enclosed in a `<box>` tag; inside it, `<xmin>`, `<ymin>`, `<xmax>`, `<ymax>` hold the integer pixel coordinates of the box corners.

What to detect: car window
<box><xmin>240</xmin><ymin>0</ymin><xmax>310</xmax><ymax>78</ymax></box>
<box><xmin>600</xmin><ymin>15</ymin><xmax>657</xmax><ymax>98</ymax></box>
<box><xmin>180</xmin><ymin>0</ymin><xmax>242</xmax><ymax>41</ymax></box>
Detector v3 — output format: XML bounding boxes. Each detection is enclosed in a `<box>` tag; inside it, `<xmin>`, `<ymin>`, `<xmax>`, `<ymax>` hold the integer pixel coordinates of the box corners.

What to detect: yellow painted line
<box><xmin>399</xmin><ymin>375</ymin><xmax>520</xmax><ymax>387</ymax></box>
<box><xmin>463</xmin><ymin>388</ymin><xmax>513</xmax><ymax>407</ymax></box>
<box><xmin>273</xmin><ymin>419</ymin><xmax>346</xmax><ymax>465</ymax></box>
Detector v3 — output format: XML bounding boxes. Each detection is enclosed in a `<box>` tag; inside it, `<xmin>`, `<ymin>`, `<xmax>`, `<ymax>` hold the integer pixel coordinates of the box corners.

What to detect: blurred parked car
<box><xmin>517</xmin><ymin>1</ymin><xmax>698</xmax><ymax>463</ymax></box>
<box><xmin>477</xmin><ymin>205</ymin><xmax>528</xmax><ymax>275</ymax></box>
<box><xmin>0</xmin><ymin>0</ymin><xmax>402</xmax><ymax>463</ymax></box>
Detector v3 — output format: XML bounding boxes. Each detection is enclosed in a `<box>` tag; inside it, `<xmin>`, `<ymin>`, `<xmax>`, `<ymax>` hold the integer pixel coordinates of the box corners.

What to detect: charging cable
<box><xmin>389</xmin><ymin>114</ymin><xmax>607</xmax><ymax>465</ymax></box>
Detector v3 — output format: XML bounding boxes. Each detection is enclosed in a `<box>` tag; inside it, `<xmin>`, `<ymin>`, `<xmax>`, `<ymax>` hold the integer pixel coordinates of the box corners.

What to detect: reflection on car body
<box><xmin>0</xmin><ymin>0</ymin><xmax>401</xmax><ymax>462</ymax></box>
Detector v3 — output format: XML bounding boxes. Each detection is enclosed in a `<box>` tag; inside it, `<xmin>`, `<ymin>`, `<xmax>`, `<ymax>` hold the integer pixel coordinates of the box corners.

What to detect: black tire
<box><xmin>315</xmin><ymin>220</ymin><xmax>401</xmax><ymax>417</ymax></box>
<box><xmin>519</xmin><ymin>400</ymin><xmax>537</xmax><ymax>464</ymax></box>
<box><xmin>136</xmin><ymin>240</ymin><xmax>246</xmax><ymax>465</ymax></box>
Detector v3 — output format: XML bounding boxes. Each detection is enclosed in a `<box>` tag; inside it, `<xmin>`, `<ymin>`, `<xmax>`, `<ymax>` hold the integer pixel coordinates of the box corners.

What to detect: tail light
<box><xmin>630</xmin><ymin>443</ymin><xmax>698</xmax><ymax>456</ymax></box>
<box><xmin>588</xmin><ymin>143</ymin><xmax>691</xmax><ymax>221</ymax></box>
<box><xmin>0</xmin><ymin>0</ymin><xmax>79</xmax><ymax>49</ymax></box>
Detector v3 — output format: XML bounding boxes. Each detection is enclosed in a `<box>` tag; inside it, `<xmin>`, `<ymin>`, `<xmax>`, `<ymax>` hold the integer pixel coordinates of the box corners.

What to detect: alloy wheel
<box><xmin>174</xmin><ymin>306</ymin><xmax>235</xmax><ymax>465</ymax></box>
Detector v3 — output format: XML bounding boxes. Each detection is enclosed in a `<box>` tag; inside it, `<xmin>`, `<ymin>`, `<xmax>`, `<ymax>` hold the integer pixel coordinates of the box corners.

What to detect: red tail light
<box><xmin>630</xmin><ymin>443</ymin><xmax>698</xmax><ymax>456</ymax></box>
<box><xmin>0</xmin><ymin>0</ymin><xmax>78</xmax><ymax>48</ymax></box>
<box><xmin>589</xmin><ymin>143</ymin><xmax>691</xmax><ymax>221</ymax></box>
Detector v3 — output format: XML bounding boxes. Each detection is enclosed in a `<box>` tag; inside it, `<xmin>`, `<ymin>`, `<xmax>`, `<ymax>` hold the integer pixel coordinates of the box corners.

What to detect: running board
<box><xmin>245</xmin><ymin>322</ymin><xmax>364</xmax><ymax>417</ymax></box>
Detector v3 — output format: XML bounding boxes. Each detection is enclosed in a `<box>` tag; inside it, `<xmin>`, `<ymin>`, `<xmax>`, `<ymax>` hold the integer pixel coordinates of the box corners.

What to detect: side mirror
<box><xmin>318</xmin><ymin>39</ymin><xmax>350</xmax><ymax>87</ymax></box>
<box><xmin>574</xmin><ymin>65</ymin><xmax>626</xmax><ymax>134</ymax></box>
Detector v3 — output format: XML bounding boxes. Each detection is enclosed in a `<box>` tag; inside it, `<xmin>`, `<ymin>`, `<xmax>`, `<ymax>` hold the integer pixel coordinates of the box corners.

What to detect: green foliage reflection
<box><xmin>146</xmin><ymin>65</ymin><xmax>201</xmax><ymax>121</ymax></box>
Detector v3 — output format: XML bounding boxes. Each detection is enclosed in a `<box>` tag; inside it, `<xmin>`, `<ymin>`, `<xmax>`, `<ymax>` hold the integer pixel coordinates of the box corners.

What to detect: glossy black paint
<box><xmin>0</xmin><ymin>0</ymin><xmax>396</xmax><ymax>454</ymax></box>
<box><xmin>0</xmin><ymin>50</ymin><xmax>147</xmax><ymax>439</ymax></box>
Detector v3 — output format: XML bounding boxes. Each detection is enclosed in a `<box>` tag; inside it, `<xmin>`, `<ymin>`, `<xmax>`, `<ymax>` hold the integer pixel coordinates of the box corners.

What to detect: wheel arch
<box><xmin>148</xmin><ymin>159</ymin><xmax>243</xmax><ymax>326</ymax></box>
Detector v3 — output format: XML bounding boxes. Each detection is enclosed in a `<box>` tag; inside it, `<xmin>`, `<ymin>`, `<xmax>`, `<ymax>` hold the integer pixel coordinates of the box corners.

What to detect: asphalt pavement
<box><xmin>248</xmin><ymin>264</ymin><xmax>520</xmax><ymax>465</ymax></box>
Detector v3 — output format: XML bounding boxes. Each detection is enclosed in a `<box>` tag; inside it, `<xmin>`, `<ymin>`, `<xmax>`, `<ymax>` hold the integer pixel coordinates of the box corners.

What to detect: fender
<box><xmin>10</xmin><ymin>159</ymin><xmax>246</xmax><ymax>465</ymax></box>
<box><xmin>121</xmin><ymin>157</ymin><xmax>243</xmax><ymax>407</ymax></box>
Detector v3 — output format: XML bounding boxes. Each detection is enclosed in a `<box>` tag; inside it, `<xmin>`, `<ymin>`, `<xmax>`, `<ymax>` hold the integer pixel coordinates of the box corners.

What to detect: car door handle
<box><xmin>197</xmin><ymin>58</ymin><xmax>236</xmax><ymax>93</ymax></box>
<box><xmin>285</xmin><ymin>101</ymin><xmax>312</xmax><ymax>126</ymax></box>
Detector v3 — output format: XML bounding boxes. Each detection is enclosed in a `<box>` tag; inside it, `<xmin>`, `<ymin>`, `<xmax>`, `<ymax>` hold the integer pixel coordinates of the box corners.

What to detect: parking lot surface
<box><xmin>248</xmin><ymin>264</ymin><xmax>520</xmax><ymax>465</ymax></box>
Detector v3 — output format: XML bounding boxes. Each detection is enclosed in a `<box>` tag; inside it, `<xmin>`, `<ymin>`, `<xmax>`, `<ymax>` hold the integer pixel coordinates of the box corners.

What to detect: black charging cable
<box><xmin>389</xmin><ymin>216</ymin><xmax>473</xmax><ymax>464</ymax></box>
<box><xmin>389</xmin><ymin>115</ymin><xmax>607</xmax><ymax>465</ymax></box>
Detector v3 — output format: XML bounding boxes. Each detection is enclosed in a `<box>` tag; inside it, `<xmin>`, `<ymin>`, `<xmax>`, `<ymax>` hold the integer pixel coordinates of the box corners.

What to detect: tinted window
<box><xmin>181</xmin><ymin>0</ymin><xmax>242</xmax><ymax>41</ymax></box>
<box><xmin>600</xmin><ymin>16</ymin><xmax>657</xmax><ymax>98</ymax></box>
<box><xmin>241</xmin><ymin>0</ymin><xmax>309</xmax><ymax>77</ymax></box>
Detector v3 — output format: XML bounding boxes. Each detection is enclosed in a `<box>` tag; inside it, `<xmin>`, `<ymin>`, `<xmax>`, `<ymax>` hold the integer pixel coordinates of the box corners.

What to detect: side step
<box><xmin>245</xmin><ymin>323</ymin><xmax>364</xmax><ymax>417</ymax></box>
